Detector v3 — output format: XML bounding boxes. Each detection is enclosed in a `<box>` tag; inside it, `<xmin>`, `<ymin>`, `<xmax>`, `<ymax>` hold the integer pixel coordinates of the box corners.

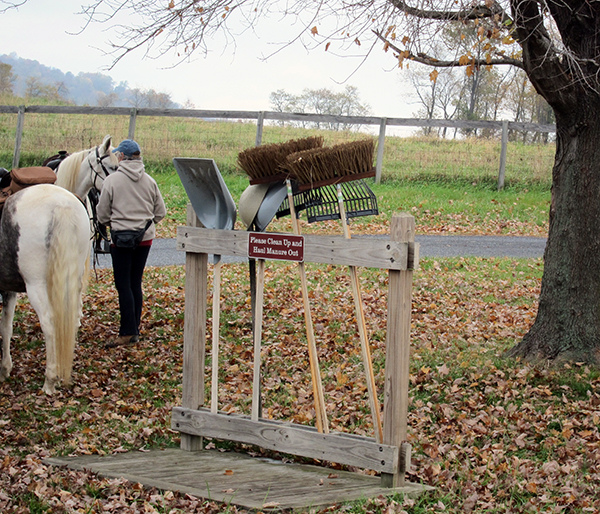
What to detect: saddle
<box><xmin>0</xmin><ymin>166</ymin><xmax>58</xmax><ymax>214</ymax></box>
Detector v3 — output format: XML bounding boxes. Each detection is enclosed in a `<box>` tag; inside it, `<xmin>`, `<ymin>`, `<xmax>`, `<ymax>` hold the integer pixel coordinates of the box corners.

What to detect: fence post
<box><xmin>127</xmin><ymin>108</ymin><xmax>138</xmax><ymax>140</ymax></box>
<box><xmin>376</xmin><ymin>117</ymin><xmax>387</xmax><ymax>184</ymax></box>
<box><xmin>255</xmin><ymin>111</ymin><xmax>265</xmax><ymax>147</ymax></box>
<box><xmin>497</xmin><ymin>120</ymin><xmax>508</xmax><ymax>190</ymax></box>
<box><xmin>12</xmin><ymin>105</ymin><xmax>25</xmax><ymax>169</ymax></box>
<box><xmin>381</xmin><ymin>212</ymin><xmax>416</xmax><ymax>488</ymax></box>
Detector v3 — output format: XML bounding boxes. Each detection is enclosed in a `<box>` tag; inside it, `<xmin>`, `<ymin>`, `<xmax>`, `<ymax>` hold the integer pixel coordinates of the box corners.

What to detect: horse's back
<box><xmin>0</xmin><ymin>184</ymin><xmax>90</xmax><ymax>291</ymax></box>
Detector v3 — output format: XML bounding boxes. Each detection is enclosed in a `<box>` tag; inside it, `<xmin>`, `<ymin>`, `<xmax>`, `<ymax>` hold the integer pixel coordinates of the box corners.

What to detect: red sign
<box><xmin>248</xmin><ymin>233</ymin><xmax>304</xmax><ymax>262</ymax></box>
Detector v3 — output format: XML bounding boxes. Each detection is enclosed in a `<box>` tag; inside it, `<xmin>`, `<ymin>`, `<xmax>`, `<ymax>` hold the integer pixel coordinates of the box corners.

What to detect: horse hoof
<box><xmin>42</xmin><ymin>379</ymin><xmax>58</xmax><ymax>395</ymax></box>
<box><xmin>0</xmin><ymin>366</ymin><xmax>11</xmax><ymax>381</ymax></box>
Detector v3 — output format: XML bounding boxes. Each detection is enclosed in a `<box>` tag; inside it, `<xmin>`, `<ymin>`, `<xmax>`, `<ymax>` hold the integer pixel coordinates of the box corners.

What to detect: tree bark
<box><xmin>507</xmin><ymin>102</ymin><xmax>600</xmax><ymax>364</ymax></box>
<box><xmin>506</xmin><ymin>0</ymin><xmax>600</xmax><ymax>364</ymax></box>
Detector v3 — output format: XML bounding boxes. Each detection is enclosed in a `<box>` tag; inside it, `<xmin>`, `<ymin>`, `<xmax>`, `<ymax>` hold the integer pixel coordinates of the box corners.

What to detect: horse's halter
<box><xmin>87</xmin><ymin>145</ymin><xmax>117</xmax><ymax>190</ymax></box>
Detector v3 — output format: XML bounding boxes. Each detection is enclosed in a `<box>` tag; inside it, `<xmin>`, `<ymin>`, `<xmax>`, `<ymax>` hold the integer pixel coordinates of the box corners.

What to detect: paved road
<box><xmin>92</xmin><ymin>235</ymin><xmax>547</xmax><ymax>269</ymax></box>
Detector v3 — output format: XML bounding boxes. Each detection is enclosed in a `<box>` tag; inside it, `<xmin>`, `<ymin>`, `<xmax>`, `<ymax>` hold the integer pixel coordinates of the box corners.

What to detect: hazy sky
<box><xmin>2</xmin><ymin>1</ymin><xmax>416</xmax><ymax>117</ymax></box>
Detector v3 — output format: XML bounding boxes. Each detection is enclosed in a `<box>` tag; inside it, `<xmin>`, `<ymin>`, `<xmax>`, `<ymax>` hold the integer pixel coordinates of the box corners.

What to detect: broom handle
<box><xmin>286</xmin><ymin>180</ymin><xmax>329</xmax><ymax>434</ymax></box>
<box><xmin>337</xmin><ymin>185</ymin><xmax>383</xmax><ymax>443</ymax></box>
<box><xmin>251</xmin><ymin>258</ymin><xmax>265</xmax><ymax>421</ymax></box>
<box><xmin>210</xmin><ymin>256</ymin><xmax>222</xmax><ymax>414</ymax></box>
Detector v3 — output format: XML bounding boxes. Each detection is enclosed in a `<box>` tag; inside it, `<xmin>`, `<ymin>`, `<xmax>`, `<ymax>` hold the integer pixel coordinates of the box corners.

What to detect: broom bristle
<box><xmin>237</xmin><ymin>136</ymin><xmax>324</xmax><ymax>181</ymax></box>
<box><xmin>284</xmin><ymin>139</ymin><xmax>375</xmax><ymax>185</ymax></box>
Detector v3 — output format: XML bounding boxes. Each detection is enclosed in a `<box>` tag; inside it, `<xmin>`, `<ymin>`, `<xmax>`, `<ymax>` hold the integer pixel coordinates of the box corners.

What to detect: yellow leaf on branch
<box><xmin>311</xmin><ymin>26</ymin><xmax>319</xmax><ymax>35</ymax></box>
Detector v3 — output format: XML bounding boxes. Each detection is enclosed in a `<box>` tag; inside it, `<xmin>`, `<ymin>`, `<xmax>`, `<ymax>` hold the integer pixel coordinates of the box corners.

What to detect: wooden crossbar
<box><xmin>177</xmin><ymin>226</ymin><xmax>411</xmax><ymax>270</ymax></box>
<box><xmin>172</xmin><ymin>407</ymin><xmax>399</xmax><ymax>474</ymax></box>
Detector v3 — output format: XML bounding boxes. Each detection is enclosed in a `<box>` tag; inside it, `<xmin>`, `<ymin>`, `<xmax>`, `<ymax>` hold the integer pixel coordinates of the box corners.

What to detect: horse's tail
<box><xmin>46</xmin><ymin>204</ymin><xmax>90</xmax><ymax>384</ymax></box>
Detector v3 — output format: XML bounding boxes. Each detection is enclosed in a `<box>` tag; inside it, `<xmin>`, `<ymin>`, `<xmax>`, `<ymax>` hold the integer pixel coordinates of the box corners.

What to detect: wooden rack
<box><xmin>172</xmin><ymin>209</ymin><xmax>419</xmax><ymax>487</ymax></box>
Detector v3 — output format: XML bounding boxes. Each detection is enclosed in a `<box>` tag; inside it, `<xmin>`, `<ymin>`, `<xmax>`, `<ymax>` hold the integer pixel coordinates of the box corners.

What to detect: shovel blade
<box><xmin>173</xmin><ymin>157</ymin><xmax>237</xmax><ymax>230</ymax></box>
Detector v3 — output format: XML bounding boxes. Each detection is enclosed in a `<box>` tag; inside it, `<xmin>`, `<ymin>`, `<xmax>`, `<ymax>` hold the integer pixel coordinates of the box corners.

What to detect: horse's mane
<box><xmin>55</xmin><ymin>149</ymin><xmax>89</xmax><ymax>194</ymax></box>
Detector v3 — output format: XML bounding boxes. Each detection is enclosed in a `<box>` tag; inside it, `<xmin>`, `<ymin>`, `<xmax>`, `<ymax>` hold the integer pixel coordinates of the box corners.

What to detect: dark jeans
<box><xmin>110</xmin><ymin>244</ymin><xmax>151</xmax><ymax>336</ymax></box>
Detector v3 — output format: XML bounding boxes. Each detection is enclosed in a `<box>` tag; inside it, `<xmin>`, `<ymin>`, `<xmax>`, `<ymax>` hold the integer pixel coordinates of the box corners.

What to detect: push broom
<box><xmin>284</xmin><ymin>139</ymin><xmax>383</xmax><ymax>441</ymax></box>
<box><xmin>238</xmin><ymin>136</ymin><xmax>329</xmax><ymax>432</ymax></box>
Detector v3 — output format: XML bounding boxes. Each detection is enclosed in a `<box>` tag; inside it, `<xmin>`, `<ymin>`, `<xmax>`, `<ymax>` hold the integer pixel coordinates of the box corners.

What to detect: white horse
<box><xmin>0</xmin><ymin>136</ymin><xmax>118</xmax><ymax>394</ymax></box>
<box><xmin>54</xmin><ymin>134</ymin><xmax>118</xmax><ymax>199</ymax></box>
<box><xmin>0</xmin><ymin>185</ymin><xmax>91</xmax><ymax>394</ymax></box>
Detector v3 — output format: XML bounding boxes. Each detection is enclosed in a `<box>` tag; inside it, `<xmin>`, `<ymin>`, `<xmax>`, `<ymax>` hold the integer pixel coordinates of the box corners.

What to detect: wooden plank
<box><xmin>181</xmin><ymin>206</ymin><xmax>207</xmax><ymax>452</ymax></box>
<box><xmin>45</xmin><ymin>449</ymin><xmax>431</xmax><ymax>511</ymax></box>
<box><xmin>177</xmin><ymin>227</ymin><xmax>410</xmax><ymax>270</ymax></box>
<box><xmin>0</xmin><ymin>104</ymin><xmax>557</xmax><ymax>132</ymax></box>
<box><xmin>171</xmin><ymin>407</ymin><xmax>399</xmax><ymax>474</ymax></box>
<box><xmin>0</xmin><ymin>105</ymin><xmax>19</xmax><ymax>114</ymax></box>
<box><xmin>382</xmin><ymin>213</ymin><xmax>415</xmax><ymax>488</ymax></box>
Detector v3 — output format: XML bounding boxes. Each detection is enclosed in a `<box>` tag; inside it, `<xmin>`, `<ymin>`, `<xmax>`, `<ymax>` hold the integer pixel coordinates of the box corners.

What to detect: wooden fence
<box><xmin>0</xmin><ymin>105</ymin><xmax>556</xmax><ymax>190</ymax></box>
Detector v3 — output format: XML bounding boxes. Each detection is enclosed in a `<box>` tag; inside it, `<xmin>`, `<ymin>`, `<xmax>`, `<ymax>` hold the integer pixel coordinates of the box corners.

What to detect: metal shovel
<box><xmin>173</xmin><ymin>158</ymin><xmax>237</xmax><ymax>414</ymax></box>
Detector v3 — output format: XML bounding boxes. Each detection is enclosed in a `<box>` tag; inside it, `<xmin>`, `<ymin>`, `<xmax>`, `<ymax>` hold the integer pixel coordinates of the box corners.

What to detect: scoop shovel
<box><xmin>173</xmin><ymin>158</ymin><xmax>237</xmax><ymax>414</ymax></box>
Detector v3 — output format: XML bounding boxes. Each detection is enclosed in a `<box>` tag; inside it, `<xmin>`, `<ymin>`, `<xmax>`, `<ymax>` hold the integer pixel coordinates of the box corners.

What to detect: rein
<box><xmin>84</xmin><ymin>146</ymin><xmax>117</xmax><ymax>264</ymax></box>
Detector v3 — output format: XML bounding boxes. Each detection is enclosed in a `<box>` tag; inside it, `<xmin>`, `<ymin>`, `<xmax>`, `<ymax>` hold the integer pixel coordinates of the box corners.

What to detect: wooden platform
<box><xmin>45</xmin><ymin>448</ymin><xmax>431</xmax><ymax>511</ymax></box>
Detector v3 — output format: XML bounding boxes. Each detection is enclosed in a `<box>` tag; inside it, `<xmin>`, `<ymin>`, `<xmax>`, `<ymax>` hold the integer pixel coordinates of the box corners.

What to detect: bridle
<box><xmin>87</xmin><ymin>145</ymin><xmax>117</xmax><ymax>190</ymax></box>
<box><xmin>85</xmin><ymin>145</ymin><xmax>118</xmax><ymax>263</ymax></box>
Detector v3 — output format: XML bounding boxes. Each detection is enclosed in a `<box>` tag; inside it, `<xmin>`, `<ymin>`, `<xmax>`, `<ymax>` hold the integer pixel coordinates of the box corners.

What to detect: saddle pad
<box><xmin>10</xmin><ymin>166</ymin><xmax>56</xmax><ymax>192</ymax></box>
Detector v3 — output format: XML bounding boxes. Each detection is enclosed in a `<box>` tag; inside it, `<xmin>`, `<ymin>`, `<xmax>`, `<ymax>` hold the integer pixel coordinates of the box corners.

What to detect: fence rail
<box><xmin>1</xmin><ymin>105</ymin><xmax>556</xmax><ymax>189</ymax></box>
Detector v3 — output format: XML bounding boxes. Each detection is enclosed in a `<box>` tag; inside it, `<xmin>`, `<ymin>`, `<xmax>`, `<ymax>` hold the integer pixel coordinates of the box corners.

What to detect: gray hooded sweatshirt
<box><xmin>97</xmin><ymin>159</ymin><xmax>166</xmax><ymax>242</ymax></box>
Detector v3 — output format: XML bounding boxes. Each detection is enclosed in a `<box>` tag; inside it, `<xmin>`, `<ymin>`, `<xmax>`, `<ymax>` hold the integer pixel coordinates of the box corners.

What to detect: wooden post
<box><xmin>181</xmin><ymin>204</ymin><xmax>207</xmax><ymax>451</ymax></box>
<box><xmin>128</xmin><ymin>108</ymin><xmax>138</xmax><ymax>140</ymax></box>
<box><xmin>12</xmin><ymin>105</ymin><xmax>25</xmax><ymax>169</ymax></box>
<box><xmin>375</xmin><ymin>117</ymin><xmax>387</xmax><ymax>184</ymax></box>
<box><xmin>497</xmin><ymin>119</ymin><xmax>508</xmax><ymax>191</ymax></box>
<box><xmin>255</xmin><ymin>111</ymin><xmax>265</xmax><ymax>147</ymax></box>
<box><xmin>381</xmin><ymin>213</ymin><xmax>415</xmax><ymax>487</ymax></box>
<box><xmin>251</xmin><ymin>258</ymin><xmax>266</xmax><ymax>421</ymax></box>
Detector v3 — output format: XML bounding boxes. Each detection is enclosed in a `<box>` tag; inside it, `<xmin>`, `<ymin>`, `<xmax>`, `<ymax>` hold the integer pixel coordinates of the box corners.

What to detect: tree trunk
<box><xmin>507</xmin><ymin>101</ymin><xmax>600</xmax><ymax>364</ymax></box>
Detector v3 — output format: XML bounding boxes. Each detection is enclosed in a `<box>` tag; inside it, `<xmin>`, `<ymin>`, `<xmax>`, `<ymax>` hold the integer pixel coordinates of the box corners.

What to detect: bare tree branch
<box><xmin>0</xmin><ymin>0</ymin><xmax>26</xmax><ymax>14</ymax></box>
<box><xmin>374</xmin><ymin>29</ymin><xmax>524</xmax><ymax>69</ymax></box>
<box><xmin>388</xmin><ymin>0</ymin><xmax>513</xmax><ymax>25</ymax></box>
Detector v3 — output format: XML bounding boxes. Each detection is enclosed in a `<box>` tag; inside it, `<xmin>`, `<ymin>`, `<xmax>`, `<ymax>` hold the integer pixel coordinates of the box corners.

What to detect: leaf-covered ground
<box><xmin>1</xmin><ymin>233</ymin><xmax>599</xmax><ymax>513</ymax></box>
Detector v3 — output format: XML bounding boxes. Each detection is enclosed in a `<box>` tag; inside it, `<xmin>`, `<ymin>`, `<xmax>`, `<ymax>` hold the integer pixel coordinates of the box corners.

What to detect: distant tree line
<box><xmin>269</xmin><ymin>85</ymin><xmax>371</xmax><ymax>131</ymax></box>
<box><xmin>404</xmin><ymin>27</ymin><xmax>554</xmax><ymax>143</ymax></box>
<box><xmin>0</xmin><ymin>53</ymin><xmax>181</xmax><ymax>108</ymax></box>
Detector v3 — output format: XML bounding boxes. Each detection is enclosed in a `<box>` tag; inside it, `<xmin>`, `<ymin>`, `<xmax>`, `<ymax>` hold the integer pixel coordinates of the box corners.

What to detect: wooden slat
<box><xmin>0</xmin><ymin>104</ymin><xmax>557</xmax><ymax>132</ymax></box>
<box><xmin>177</xmin><ymin>227</ymin><xmax>411</xmax><ymax>270</ymax></box>
<box><xmin>172</xmin><ymin>407</ymin><xmax>399</xmax><ymax>474</ymax></box>
<box><xmin>45</xmin><ymin>449</ymin><xmax>431</xmax><ymax>511</ymax></box>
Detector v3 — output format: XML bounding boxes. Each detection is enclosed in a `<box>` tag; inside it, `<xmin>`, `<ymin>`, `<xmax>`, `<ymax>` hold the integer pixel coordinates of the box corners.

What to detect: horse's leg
<box><xmin>26</xmin><ymin>283</ymin><xmax>59</xmax><ymax>394</ymax></box>
<box><xmin>0</xmin><ymin>292</ymin><xmax>17</xmax><ymax>381</ymax></box>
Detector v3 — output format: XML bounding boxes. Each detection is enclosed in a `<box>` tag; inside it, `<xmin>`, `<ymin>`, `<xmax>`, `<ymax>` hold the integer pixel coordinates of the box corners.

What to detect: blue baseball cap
<box><xmin>112</xmin><ymin>139</ymin><xmax>141</xmax><ymax>157</ymax></box>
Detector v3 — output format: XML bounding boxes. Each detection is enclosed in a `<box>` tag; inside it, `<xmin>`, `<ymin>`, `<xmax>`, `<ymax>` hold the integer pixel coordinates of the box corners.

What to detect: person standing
<box><xmin>97</xmin><ymin>139</ymin><xmax>166</xmax><ymax>348</ymax></box>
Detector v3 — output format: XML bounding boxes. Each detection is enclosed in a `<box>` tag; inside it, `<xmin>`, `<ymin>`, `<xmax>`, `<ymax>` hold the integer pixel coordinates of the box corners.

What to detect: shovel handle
<box><xmin>251</xmin><ymin>258</ymin><xmax>265</xmax><ymax>421</ymax></box>
<box><xmin>210</xmin><ymin>257</ymin><xmax>222</xmax><ymax>414</ymax></box>
<box><xmin>337</xmin><ymin>185</ymin><xmax>383</xmax><ymax>443</ymax></box>
<box><xmin>286</xmin><ymin>180</ymin><xmax>329</xmax><ymax>434</ymax></box>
